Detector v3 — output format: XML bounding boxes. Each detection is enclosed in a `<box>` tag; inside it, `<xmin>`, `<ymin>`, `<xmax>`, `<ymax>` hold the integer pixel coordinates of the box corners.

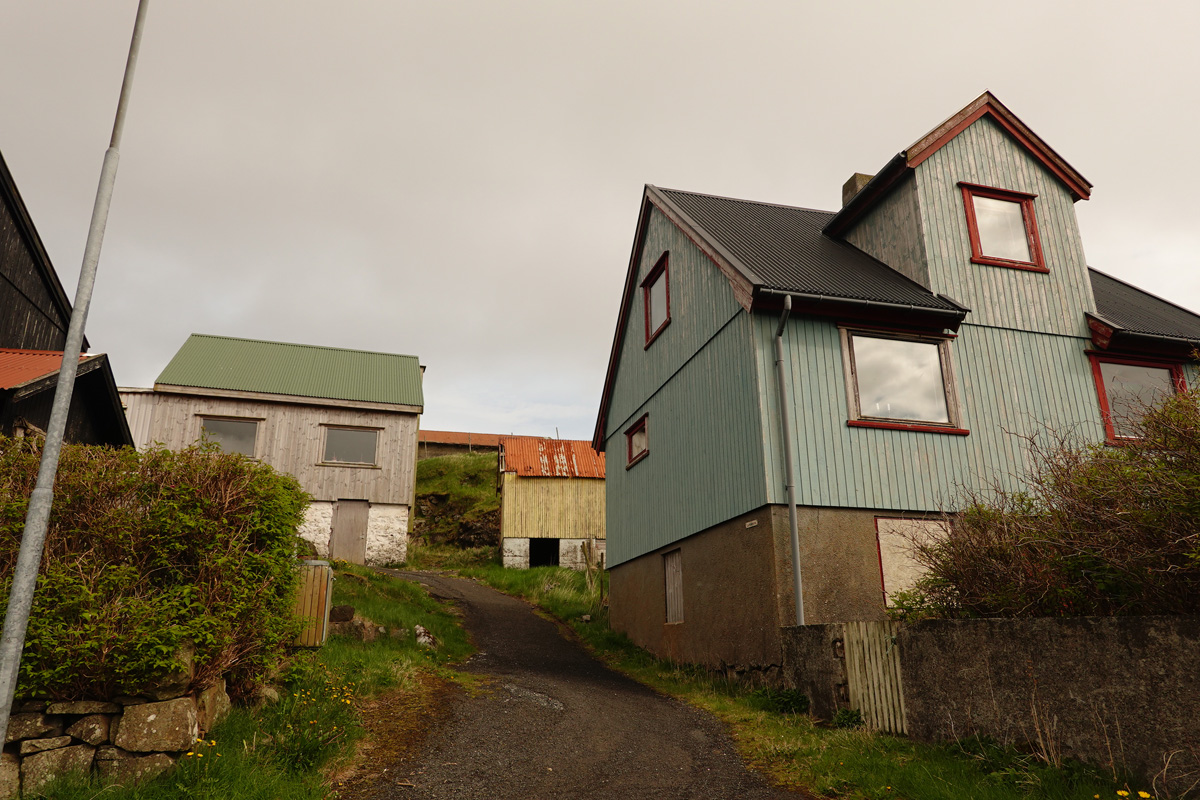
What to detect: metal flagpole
<box><xmin>0</xmin><ymin>0</ymin><xmax>151</xmax><ymax>745</ymax></box>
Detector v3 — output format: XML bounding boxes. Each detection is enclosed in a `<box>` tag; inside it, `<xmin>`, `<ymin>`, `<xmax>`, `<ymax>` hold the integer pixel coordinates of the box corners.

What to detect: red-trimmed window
<box><xmin>642</xmin><ymin>252</ymin><xmax>670</xmax><ymax>347</ymax></box>
<box><xmin>1088</xmin><ymin>353</ymin><xmax>1185</xmax><ymax>441</ymax></box>
<box><xmin>625</xmin><ymin>414</ymin><xmax>649</xmax><ymax>467</ymax></box>
<box><xmin>841</xmin><ymin>328</ymin><xmax>968</xmax><ymax>435</ymax></box>
<box><xmin>959</xmin><ymin>182</ymin><xmax>1046</xmax><ymax>272</ymax></box>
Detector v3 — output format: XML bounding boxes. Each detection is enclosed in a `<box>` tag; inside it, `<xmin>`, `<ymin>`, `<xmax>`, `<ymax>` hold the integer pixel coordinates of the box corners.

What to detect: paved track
<box><xmin>358</xmin><ymin>571</ymin><xmax>804</xmax><ymax>800</ymax></box>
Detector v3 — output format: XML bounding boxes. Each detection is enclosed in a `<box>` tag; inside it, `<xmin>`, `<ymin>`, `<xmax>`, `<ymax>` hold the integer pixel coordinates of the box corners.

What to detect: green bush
<box><xmin>907</xmin><ymin>390</ymin><xmax>1200</xmax><ymax>618</ymax></box>
<box><xmin>0</xmin><ymin>437</ymin><xmax>309</xmax><ymax>701</ymax></box>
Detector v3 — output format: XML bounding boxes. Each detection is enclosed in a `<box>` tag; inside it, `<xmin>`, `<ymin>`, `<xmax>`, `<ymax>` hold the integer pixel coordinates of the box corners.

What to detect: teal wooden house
<box><xmin>592</xmin><ymin>92</ymin><xmax>1200</xmax><ymax>674</ymax></box>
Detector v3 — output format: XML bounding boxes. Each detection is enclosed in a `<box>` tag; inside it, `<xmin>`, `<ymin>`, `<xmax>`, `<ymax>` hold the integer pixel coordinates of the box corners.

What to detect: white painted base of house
<box><xmin>299</xmin><ymin>501</ymin><xmax>408</xmax><ymax>566</ymax></box>
<box><xmin>502</xmin><ymin>537</ymin><xmax>605</xmax><ymax>570</ymax></box>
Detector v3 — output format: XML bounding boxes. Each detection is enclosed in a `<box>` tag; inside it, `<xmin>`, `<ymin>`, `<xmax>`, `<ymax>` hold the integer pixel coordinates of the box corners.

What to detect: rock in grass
<box><xmin>415</xmin><ymin>624</ymin><xmax>438</xmax><ymax>649</ymax></box>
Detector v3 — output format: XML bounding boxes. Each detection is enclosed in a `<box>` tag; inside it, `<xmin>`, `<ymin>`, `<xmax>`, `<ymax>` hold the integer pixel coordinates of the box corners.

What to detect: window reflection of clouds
<box><xmin>1099</xmin><ymin>362</ymin><xmax>1173</xmax><ymax>438</ymax></box>
<box><xmin>973</xmin><ymin>195</ymin><xmax>1030</xmax><ymax>262</ymax></box>
<box><xmin>853</xmin><ymin>336</ymin><xmax>949</xmax><ymax>423</ymax></box>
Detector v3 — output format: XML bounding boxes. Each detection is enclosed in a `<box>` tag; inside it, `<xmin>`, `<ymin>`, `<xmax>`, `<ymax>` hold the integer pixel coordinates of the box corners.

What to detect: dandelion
<box><xmin>1118</xmin><ymin>792</ymin><xmax>1129</xmax><ymax>798</ymax></box>
<box><xmin>1138</xmin><ymin>793</ymin><xmax>1151</xmax><ymax>799</ymax></box>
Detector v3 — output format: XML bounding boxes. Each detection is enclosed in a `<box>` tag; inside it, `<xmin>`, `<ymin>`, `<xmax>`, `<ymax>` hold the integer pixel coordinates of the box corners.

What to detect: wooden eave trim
<box><xmin>905</xmin><ymin>93</ymin><xmax>1092</xmax><ymax>201</ymax></box>
<box><xmin>151</xmin><ymin>383</ymin><xmax>423</xmax><ymax>414</ymax></box>
<box><xmin>10</xmin><ymin>355</ymin><xmax>104</xmax><ymax>401</ymax></box>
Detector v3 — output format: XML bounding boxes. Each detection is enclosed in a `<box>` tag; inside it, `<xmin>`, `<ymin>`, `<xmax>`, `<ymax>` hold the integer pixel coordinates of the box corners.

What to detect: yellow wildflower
<box><xmin>1138</xmin><ymin>793</ymin><xmax>1151</xmax><ymax>799</ymax></box>
<box><xmin>1118</xmin><ymin>792</ymin><xmax>1129</xmax><ymax>798</ymax></box>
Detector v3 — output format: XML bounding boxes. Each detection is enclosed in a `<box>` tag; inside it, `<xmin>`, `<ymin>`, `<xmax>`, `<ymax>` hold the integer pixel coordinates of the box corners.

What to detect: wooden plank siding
<box><xmin>755</xmin><ymin>313</ymin><xmax>1107</xmax><ymax>511</ymax></box>
<box><xmin>914</xmin><ymin>115</ymin><xmax>1095</xmax><ymax>337</ymax></box>
<box><xmin>0</xmin><ymin>187</ymin><xmax>69</xmax><ymax>351</ymax></box>
<box><xmin>844</xmin><ymin>620</ymin><xmax>907</xmax><ymax>735</ymax></box>
<box><xmin>603</xmin><ymin>204</ymin><xmax>770</xmax><ymax>567</ymax></box>
<box><xmin>843</xmin><ymin>173</ymin><xmax>930</xmax><ymax>289</ymax></box>
<box><xmin>500</xmin><ymin>474</ymin><xmax>605</xmax><ymax>541</ymax></box>
<box><xmin>136</xmin><ymin>391</ymin><xmax>418</xmax><ymax>504</ymax></box>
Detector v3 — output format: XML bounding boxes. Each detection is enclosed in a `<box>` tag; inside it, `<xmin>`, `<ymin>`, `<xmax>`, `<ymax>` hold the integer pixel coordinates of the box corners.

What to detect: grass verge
<box><xmin>34</xmin><ymin>562</ymin><xmax>471</xmax><ymax>800</ymax></box>
<box><xmin>461</xmin><ymin>563</ymin><xmax>1151</xmax><ymax>800</ymax></box>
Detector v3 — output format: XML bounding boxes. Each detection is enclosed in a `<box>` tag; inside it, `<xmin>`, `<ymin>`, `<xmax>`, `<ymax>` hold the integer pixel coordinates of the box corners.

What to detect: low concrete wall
<box><xmin>898</xmin><ymin>616</ymin><xmax>1200</xmax><ymax>794</ymax></box>
<box><xmin>782</xmin><ymin>616</ymin><xmax>1200</xmax><ymax>794</ymax></box>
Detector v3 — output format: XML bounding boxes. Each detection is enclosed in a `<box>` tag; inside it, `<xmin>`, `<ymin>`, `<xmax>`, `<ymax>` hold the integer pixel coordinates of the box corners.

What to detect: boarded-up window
<box><xmin>664</xmin><ymin>549</ymin><xmax>683</xmax><ymax>623</ymax></box>
<box><xmin>875</xmin><ymin>518</ymin><xmax>949</xmax><ymax>606</ymax></box>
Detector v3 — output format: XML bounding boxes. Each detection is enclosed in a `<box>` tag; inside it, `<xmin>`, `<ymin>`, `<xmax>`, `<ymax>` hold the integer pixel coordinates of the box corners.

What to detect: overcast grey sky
<box><xmin>3</xmin><ymin>1</ymin><xmax>1198</xmax><ymax>440</ymax></box>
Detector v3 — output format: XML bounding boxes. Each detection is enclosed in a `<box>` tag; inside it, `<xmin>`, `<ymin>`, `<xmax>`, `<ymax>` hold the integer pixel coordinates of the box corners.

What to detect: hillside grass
<box><xmin>462</xmin><ymin>564</ymin><xmax>1151</xmax><ymax>800</ymax></box>
<box><xmin>36</xmin><ymin>563</ymin><xmax>471</xmax><ymax>800</ymax></box>
<box><xmin>412</xmin><ymin>453</ymin><xmax>500</xmax><ymax>545</ymax></box>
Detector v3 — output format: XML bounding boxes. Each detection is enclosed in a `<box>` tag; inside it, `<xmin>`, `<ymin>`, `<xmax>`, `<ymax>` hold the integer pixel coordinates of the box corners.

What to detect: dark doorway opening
<box><xmin>529</xmin><ymin>538</ymin><xmax>560</xmax><ymax>567</ymax></box>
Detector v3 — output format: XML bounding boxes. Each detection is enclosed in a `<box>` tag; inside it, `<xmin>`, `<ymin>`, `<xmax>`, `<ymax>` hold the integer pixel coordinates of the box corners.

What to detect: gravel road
<box><xmin>355</xmin><ymin>570</ymin><xmax>805</xmax><ymax>800</ymax></box>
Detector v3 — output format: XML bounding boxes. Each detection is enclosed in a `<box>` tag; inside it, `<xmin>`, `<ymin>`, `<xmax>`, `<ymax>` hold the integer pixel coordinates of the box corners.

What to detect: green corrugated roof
<box><xmin>155</xmin><ymin>334</ymin><xmax>423</xmax><ymax>408</ymax></box>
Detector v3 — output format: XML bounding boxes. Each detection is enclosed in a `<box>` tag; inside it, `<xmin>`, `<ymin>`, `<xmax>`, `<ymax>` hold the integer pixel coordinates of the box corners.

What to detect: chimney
<box><xmin>841</xmin><ymin>173</ymin><xmax>874</xmax><ymax>207</ymax></box>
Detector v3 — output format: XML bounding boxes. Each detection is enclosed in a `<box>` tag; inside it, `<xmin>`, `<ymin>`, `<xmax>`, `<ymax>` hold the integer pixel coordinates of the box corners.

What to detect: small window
<box><xmin>875</xmin><ymin>518</ymin><xmax>949</xmax><ymax>607</ymax></box>
<box><xmin>1088</xmin><ymin>354</ymin><xmax>1184</xmax><ymax>441</ymax></box>
<box><xmin>200</xmin><ymin>417</ymin><xmax>257</xmax><ymax>456</ymax></box>
<box><xmin>842</xmin><ymin>329</ymin><xmax>967</xmax><ymax>435</ymax></box>
<box><xmin>642</xmin><ymin>252</ymin><xmax>670</xmax><ymax>346</ymax></box>
<box><xmin>625</xmin><ymin>414</ymin><xmax>649</xmax><ymax>467</ymax></box>
<box><xmin>663</xmin><ymin>549</ymin><xmax>683</xmax><ymax>623</ymax></box>
<box><xmin>323</xmin><ymin>427</ymin><xmax>379</xmax><ymax>465</ymax></box>
<box><xmin>960</xmin><ymin>182</ymin><xmax>1045</xmax><ymax>272</ymax></box>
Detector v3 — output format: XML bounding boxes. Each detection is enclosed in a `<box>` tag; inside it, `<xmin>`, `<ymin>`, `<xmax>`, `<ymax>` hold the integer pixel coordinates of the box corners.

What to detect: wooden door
<box><xmin>329</xmin><ymin>500</ymin><xmax>369</xmax><ymax>564</ymax></box>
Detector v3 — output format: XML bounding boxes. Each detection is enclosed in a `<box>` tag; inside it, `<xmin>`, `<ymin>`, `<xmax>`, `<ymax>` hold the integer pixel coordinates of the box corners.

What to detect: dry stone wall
<box><xmin>1</xmin><ymin>679</ymin><xmax>230</xmax><ymax>798</ymax></box>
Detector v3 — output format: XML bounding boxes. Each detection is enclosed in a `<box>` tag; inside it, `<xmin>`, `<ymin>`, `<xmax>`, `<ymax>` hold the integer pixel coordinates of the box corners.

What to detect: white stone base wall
<box><xmin>559</xmin><ymin>538</ymin><xmax>606</xmax><ymax>571</ymax></box>
<box><xmin>502</xmin><ymin>537</ymin><xmax>530</xmax><ymax>569</ymax></box>
<box><xmin>365</xmin><ymin>504</ymin><xmax>409</xmax><ymax>566</ymax></box>
<box><xmin>501</xmin><ymin>537</ymin><xmax>606</xmax><ymax>570</ymax></box>
<box><xmin>299</xmin><ymin>502</ymin><xmax>334</xmax><ymax>558</ymax></box>
<box><xmin>297</xmin><ymin>501</ymin><xmax>408</xmax><ymax>566</ymax></box>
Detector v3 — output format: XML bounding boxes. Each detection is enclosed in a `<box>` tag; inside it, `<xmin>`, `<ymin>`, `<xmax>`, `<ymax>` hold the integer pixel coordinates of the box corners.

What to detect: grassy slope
<box><xmin>412</xmin><ymin>453</ymin><xmax>500</xmax><ymax>545</ymax></box>
<box><xmin>38</xmin><ymin>563</ymin><xmax>471</xmax><ymax>800</ymax></box>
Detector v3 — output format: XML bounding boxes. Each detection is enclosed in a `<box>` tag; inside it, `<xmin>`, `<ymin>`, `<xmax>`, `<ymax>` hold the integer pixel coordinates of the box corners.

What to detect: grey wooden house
<box><xmin>122</xmin><ymin>334</ymin><xmax>424</xmax><ymax>565</ymax></box>
<box><xmin>1</xmin><ymin>148</ymin><xmax>131</xmax><ymax>447</ymax></box>
<box><xmin>593</xmin><ymin>92</ymin><xmax>1200</xmax><ymax>672</ymax></box>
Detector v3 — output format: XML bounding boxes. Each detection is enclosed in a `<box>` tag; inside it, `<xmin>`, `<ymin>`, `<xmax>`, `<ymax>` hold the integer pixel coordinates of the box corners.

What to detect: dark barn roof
<box><xmin>1089</xmin><ymin>268</ymin><xmax>1200</xmax><ymax>344</ymax></box>
<box><xmin>654</xmin><ymin>187</ymin><xmax>962</xmax><ymax>313</ymax></box>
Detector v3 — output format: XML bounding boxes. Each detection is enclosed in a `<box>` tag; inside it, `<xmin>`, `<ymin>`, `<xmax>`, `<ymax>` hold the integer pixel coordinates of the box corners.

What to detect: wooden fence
<box><xmin>294</xmin><ymin>560</ymin><xmax>334</xmax><ymax>647</ymax></box>
<box><xmin>843</xmin><ymin>620</ymin><xmax>907</xmax><ymax>734</ymax></box>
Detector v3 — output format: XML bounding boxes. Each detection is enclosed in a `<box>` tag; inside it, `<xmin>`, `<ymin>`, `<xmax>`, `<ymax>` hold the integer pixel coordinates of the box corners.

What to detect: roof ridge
<box><xmin>654</xmin><ymin>185</ymin><xmax>835</xmax><ymax>217</ymax></box>
<box><xmin>185</xmin><ymin>333</ymin><xmax>420</xmax><ymax>361</ymax></box>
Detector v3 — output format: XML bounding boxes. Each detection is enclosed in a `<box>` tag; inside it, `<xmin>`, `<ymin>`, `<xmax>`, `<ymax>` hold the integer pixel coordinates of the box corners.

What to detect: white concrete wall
<box><xmin>502</xmin><ymin>537</ymin><xmax>529</xmax><ymax>569</ymax></box>
<box><xmin>298</xmin><ymin>501</ymin><xmax>409</xmax><ymax>566</ymax></box>
<box><xmin>366</xmin><ymin>503</ymin><xmax>409</xmax><ymax>566</ymax></box>
<box><xmin>299</xmin><ymin>501</ymin><xmax>334</xmax><ymax>558</ymax></box>
<box><xmin>559</xmin><ymin>538</ymin><xmax>606</xmax><ymax>571</ymax></box>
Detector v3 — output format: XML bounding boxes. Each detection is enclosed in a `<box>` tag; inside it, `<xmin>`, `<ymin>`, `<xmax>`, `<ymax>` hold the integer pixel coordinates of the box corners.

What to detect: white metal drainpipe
<box><xmin>774</xmin><ymin>296</ymin><xmax>805</xmax><ymax>626</ymax></box>
<box><xmin>0</xmin><ymin>0</ymin><xmax>151</xmax><ymax>746</ymax></box>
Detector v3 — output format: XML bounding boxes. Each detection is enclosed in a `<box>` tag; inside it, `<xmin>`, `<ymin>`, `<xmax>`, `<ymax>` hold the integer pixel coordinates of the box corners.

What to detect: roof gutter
<box><xmin>757</xmin><ymin>287</ymin><xmax>970</xmax><ymax>326</ymax></box>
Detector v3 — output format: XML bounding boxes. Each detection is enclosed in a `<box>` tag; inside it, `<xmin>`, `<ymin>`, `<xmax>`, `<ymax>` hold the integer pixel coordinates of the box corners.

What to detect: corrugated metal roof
<box><xmin>418</xmin><ymin>430</ymin><xmax>502</xmax><ymax>447</ymax></box>
<box><xmin>655</xmin><ymin>187</ymin><xmax>960</xmax><ymax>311</ymax></box>
<box><xmin>155</xmin><ymin>334</ymin><xmax>424</xmax><ymax>407</ymax></box>
<box><xmin>0</xmin><ymin>349</ymin><xmax>91</xmax><ymax>390</ymax></box>
<box><xmin>1090</xmin><ymin>269</ymin><xmax>1200</xmax><ymax>342</ymax></box>
<box><xmin>500</xmin><ymin>436</ymin><xmax>605</xmax><ymax>479</ymax></box>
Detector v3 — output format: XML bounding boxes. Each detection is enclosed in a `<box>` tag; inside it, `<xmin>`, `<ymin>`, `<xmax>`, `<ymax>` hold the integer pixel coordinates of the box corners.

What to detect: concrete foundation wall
<box><xmin>500</xmin><ymin>537</ymin><xmax>604</xmax><ymax>570</ymax></box>
<box><xmin>779</xmin><ymin>623</ymin><xmax>848</xmax><ymax>720</ymax></box>
<box><xmin>502</xmin><ymin>537</ymin><xmax>529</xmax><ymax>568</ymax></box>
<box><xmin>298</xmin><ymin>501</ymin><xmax>408</xmax><ymax>566</ymax></box>
<box><xmin>609</xmin><ymin>507</ymin><xmax>785</xmax><ymax>672</ymax></box>
<box><xmin>898</xmin><ymin>616</ymin><xmax>1200</xmax><ymax>793</ymax></box>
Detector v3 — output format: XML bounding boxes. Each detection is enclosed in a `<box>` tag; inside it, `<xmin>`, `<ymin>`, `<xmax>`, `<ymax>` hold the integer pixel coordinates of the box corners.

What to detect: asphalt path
<box><xmin>358</xmin><ymin>570</ymin><xmax>804</xmax><ymax>800</ymax></box>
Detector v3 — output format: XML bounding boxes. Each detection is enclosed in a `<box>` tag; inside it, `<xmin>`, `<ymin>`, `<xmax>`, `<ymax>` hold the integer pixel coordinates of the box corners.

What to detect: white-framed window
<box><xmin>322</xmin><ymin>426</ymin><xmax>379</xmax><ymax>465</ymax></box>
<box><xmin>199</xmin><ymin>417</ymin><xmax>258</xmax><ymax>456</ymax></box>
<box><xmin>875</xmin><ymin>517</ymin><xmax>949</xmax><ymax>606</ymax></box>
<box><xmin>841</xmin><ymin>328</ymin><xmax>967</xmax><ymax>435</ymax></box>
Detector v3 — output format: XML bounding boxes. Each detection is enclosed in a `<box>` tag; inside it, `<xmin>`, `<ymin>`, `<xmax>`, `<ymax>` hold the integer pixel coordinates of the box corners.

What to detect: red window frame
<box><xmin>959</xmin><ymin>182</ymin><xmax>1046</xmax><ymax>273</ymax></box>
<box><xmin>642</xmin><ymin>252</ymin><xmax>671</xmax><ymax>348</ymax></box>
<box><xmin>1087</xmin><ymin>352</ymin><xmax>1186</xmax><ymax>443</ymax></box>
<box><xmin>625</xmin><ymin>413</ymin><xmax>649</xmax><ymax>468</ymax></box>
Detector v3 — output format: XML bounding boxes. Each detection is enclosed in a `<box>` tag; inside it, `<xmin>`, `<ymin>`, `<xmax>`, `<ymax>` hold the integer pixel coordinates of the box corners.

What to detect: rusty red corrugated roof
<box><xmin>500</xmin><ymin>436</ymin><xmax>605</xmax><ymax>479</ymax></box>
<box><xmin>418</xmin><ymin>429</ymin><xmax>503</xmax><ymax>447</ymax></box>
<box><xmin>0</xmin><ymin>349</ymin><xmax>93</xmax><ymax>390</ymax></box>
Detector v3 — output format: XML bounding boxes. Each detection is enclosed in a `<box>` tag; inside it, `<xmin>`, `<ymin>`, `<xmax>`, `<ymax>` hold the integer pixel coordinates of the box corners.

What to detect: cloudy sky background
<box><xmin>2</xmin><ymin>1</ymin><xmax>1198</xmax><ymax>440</ymax></box>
